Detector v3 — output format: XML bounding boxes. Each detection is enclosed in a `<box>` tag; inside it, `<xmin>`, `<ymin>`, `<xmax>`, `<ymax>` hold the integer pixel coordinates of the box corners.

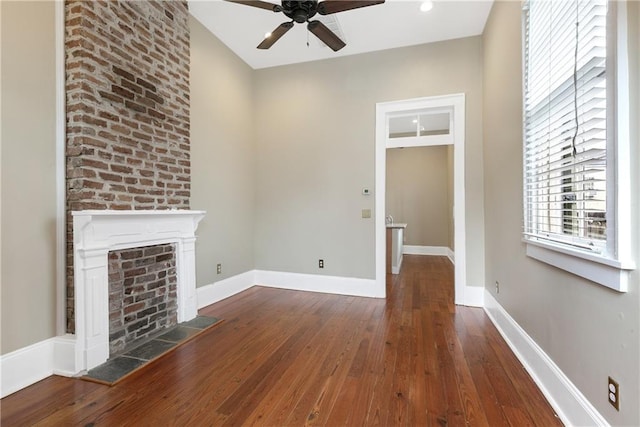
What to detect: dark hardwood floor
<box><xmin>1</xmin><ymin>255</ymin><xmax>562</xmax><ymax>426</ymax></box>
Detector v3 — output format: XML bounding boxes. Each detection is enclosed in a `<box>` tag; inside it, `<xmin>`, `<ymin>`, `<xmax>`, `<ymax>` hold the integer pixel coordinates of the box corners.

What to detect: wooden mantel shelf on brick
<box><xmin>72</xmin><ymin>210</ymin><xmax>205</xmax><ymax>373</ymax></box>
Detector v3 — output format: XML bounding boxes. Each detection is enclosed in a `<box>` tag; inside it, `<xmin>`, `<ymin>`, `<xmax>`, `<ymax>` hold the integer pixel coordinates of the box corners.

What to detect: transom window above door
<box><xmin>387</xmin><ymin>108</ymin><xmax>452</xmax><ymax>148</ymax></box>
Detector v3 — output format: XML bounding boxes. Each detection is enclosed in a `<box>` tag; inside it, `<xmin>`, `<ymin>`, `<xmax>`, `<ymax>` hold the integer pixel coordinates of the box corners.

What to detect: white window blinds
<box><xmin>523</xmin><ymin>0</ymin><xmax>608</xmax><ymax>252</ymax></box>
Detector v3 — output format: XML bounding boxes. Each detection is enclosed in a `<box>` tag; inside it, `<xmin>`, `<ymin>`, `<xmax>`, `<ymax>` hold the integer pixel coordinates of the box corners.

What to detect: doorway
<box><xmin>375</xmin><ymin>94</ymin><xmax>468</xmax><ymax>305</ymax></box>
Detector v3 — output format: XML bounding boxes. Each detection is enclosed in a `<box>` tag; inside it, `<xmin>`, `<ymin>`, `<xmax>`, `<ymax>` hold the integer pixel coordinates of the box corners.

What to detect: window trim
<box><xmin>522</xmin><ymin>0</ymin><xmax>635</xmax><ymax>292</ymax></box>
<box><xmin>524</xmin><ymin>239</ymin><xmax>634</xmax><ymax>292</ymax></box>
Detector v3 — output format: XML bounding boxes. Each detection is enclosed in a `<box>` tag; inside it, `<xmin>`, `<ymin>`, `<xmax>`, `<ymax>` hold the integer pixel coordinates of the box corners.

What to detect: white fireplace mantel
<box><xmin>72</xmin><ymin>209</ymin><xmax>205</xmax><ymax>373</ymax></box>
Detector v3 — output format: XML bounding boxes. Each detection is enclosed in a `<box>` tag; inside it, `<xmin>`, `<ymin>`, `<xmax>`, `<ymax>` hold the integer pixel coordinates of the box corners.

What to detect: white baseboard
<box><xmin>0</xmin><ymin>334</ymin><xmax>81</xmax><ymax>398</ymax></box>
<box><xmin>446</xmin><ymin>247</ymin><xmax>455</xmax><ymax>264</ymax></box>
<box><xmin>483</xmin><ymin>290</ymin><xmax>607</xmax><ymax>427</ymax></box>
<box><xmin>255</xmin><ymin>270</ymin><xmax>384</xmax><ymax>298</ymax></box>
<box><xmin>461</xmin><ymin>286</ymin><xmax>484</xmax><ymax>307</ymax></box>
<box><xmin>1</xmin><ymin>338</ymin><xmax>55</xmax><ymax>398</ymax></box>
<box><xmin>403</xmin><ymin>245</ymin><xmax>451</xmax><ymax>256</ymax></box>
<box><xmin>197</xmin><ymin>270</ymin><xmax>256</xmax><ymax>309</ymax></box>
<box><xmin>52</xmin><ymin>334</ymin><xmax>79</xmax><ymax>377</ymax></box>
<box><xmin>198</xmin><ymin>269</ymin><xmax>385</xmax><ymax>305</ymax></box>
<box><xmin>402</xmin><ymin>245</ymin><xmax>455</xmax><ymax>267</ymax></box>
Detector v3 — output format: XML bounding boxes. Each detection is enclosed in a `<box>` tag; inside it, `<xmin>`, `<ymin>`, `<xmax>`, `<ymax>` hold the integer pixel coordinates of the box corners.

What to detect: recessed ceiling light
<box><xmin>412</xmin><ymin>119</ymin><xmax>418</xmax><ymax>124</ymax></box>
<box><xmin>420</xmin><ymin>1</ymin><xmax>433</xmax><ymax>12</ymax></box>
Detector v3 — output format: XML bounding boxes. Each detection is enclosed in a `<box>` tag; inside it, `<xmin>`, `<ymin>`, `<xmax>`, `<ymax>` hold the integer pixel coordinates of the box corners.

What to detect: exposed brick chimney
<box><xmin>65</xmin><ymin>0</ymin><xmax>190</xmax><ymax>334</ymax></box>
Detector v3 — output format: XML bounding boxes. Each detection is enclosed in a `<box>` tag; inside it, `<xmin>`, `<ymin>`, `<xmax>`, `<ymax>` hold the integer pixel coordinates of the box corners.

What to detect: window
<box><xmin>386</xmin><ymin>108</ymin><xmax>452</xmax><ymax>148</ymax></box>
<box><xmin>522</xmin><ymin>0</ymin><xmax>634</xmax><ymax>291</ymax></box>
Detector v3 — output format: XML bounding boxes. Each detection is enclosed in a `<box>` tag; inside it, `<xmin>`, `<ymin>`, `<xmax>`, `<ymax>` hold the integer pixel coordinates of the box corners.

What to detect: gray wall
<box><xmin>386</xmin><ymin>146</ymin><xmax>452</xmax><ymax>247</ymax></box>
<box><xmin>253</xmin><ymin>37</ymin><xmax>485</xmax><ymax>283</ymax></box>
<box><xmin>1</xmin><ymin>1</ymin><xmax>57</xmax><ymax>354</ymax></box>
<box><xmin>190</xmin><ymin>15</ymin><xmax>255</xmax><ymax>286</ymax></box>
<box><xmin>482</xmin><ymin>2</ymin><xmax>640</xmax><ymax>425</ymax></box>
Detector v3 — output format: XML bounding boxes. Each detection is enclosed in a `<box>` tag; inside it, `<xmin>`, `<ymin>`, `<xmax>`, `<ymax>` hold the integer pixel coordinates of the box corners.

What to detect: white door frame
<box><xmin>375</xmin><ymin>94</ymin><xmax>467</xmax><ymax>305</ymax></box>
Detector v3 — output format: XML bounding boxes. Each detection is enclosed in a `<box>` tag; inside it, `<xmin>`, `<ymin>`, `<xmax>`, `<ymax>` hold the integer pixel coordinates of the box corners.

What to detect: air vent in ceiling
<box><xmin>313</xmin><ymin>15</ymin><xmax>345</xmax><ymax>49</ymax></box>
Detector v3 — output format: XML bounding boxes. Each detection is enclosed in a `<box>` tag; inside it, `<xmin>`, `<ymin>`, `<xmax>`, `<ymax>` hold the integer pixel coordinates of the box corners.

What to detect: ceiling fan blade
<box><xmin>307</xmin><ymin>20</ymin><xmax>346</xmax><ymax>52</ymax></box>
<box><xmin>317</xmin><ymin>0</ymin><xmax>385</xmax><ymax>15</ymax></box>
<box><xmin>224</xmin><ymin>0</ymin><xmax>282</xmax><ymax>12</ymax></box>
<box><xmin>257</xmin><ymin>22</ymin><xmax>294</xmax><ymax>49</ymax></box>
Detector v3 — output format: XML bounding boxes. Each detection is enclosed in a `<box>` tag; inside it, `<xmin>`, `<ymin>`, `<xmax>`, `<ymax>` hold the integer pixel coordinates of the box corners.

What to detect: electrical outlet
<box><xmin>319</xmin><ymin>259</ymin><xmax>324</xmax><ymax>269</ymax></box>
<box><xmin>608</xmin><ymin>377</ymin><xmax>620</xmax><ymax>411</ymax></box>
<box><xmin>495</xmin><ymin>281</ymin><xmax>500</xmax><ymax>294</ymax></box>
<box><xmin>217</xmin><ymin>263</ymin><xmax>222</xmax><ymax>274</ymax></box>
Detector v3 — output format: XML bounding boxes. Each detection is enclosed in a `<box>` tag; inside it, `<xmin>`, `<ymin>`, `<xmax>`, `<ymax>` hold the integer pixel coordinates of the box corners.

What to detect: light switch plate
<box><xmin>362</xmin><ymin>209</ymin><xmax>371</xmax><ymax>218</ymax></box>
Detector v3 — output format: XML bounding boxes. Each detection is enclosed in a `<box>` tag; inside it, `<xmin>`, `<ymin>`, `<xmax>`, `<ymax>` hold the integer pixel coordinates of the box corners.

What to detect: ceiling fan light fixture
<box><xmin>420</xmin><ymin>1</ymin><xmax>433</xmax><ymax>12</ymax></box>
<box><xmin>226</xmin><ymin>0</ymin><xmax>385</xmax><ymax>51</ymax></box>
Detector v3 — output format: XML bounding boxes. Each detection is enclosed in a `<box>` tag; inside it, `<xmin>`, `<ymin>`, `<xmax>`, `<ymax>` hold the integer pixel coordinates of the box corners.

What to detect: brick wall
<box><xmin>109</xmin><ymin>244</ymin><xmax>177</xmax><ymax>355</ymax></box>
<box><xmin>65</xmin><ymin>0</ymin><xmax>190</xmax><ymax>333</ymax></box>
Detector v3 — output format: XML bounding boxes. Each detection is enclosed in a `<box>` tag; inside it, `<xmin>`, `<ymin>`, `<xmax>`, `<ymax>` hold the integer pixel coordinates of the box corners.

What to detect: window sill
<box><xmin>524</xmin><ymin>239</ymin><xmax>635</xmax><ymax>292</ymax></box>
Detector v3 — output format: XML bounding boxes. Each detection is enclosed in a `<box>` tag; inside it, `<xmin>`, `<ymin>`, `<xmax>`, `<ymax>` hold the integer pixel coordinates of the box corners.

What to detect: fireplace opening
<box><xmin>108</xmin><ymin>243</ymin><xmax>177</xmax><ymax>355</ymax></box>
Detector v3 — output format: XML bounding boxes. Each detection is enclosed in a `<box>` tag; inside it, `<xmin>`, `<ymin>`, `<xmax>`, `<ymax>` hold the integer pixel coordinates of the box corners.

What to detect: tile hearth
<box><xmin>84</xmin><ymin>316</ymin><xmax>221</xmax><ymax>385</ymax></box>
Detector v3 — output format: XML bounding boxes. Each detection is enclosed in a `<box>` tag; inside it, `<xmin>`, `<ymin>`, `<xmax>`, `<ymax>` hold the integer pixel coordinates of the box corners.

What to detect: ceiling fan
<box><xmin>225</xmin><ymin>0</ymin><xmax>385</xmax><ymax>52</ymax></box>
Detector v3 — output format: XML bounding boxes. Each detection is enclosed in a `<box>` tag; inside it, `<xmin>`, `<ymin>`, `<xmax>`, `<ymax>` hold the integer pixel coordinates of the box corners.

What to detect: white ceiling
<box><xmin>189</xmin><ymin>0</ymin><xmax>494</xmax><ymax>69</ymax></box>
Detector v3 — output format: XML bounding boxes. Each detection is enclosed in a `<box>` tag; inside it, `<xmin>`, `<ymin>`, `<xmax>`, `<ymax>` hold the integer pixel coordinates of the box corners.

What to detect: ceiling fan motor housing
<box><xmin>282</xmin><ymin>0</ymin><xmax>319</xmax><ymax>23</ymax></box>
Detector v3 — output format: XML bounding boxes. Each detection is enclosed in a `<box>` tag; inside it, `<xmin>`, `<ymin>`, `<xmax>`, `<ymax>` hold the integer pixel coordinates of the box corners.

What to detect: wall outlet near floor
<box><xmin>217</xmin><ymin>263</ymin><xmax>222</xmax><ymax>274</ymax></box>
<box><xmin>319</xmin><ymin>259</ymin><xmax>324</xmax><ymax>269</ymax></box>
<box><xmin>608</xmin><ymin>377</ymin><xmax>620</xmax><ymax>410</ymax></box>
<box><xmin>495</xmin><ymin>281</ymin><xmax>500</xmax><ymax>294</ymax></box>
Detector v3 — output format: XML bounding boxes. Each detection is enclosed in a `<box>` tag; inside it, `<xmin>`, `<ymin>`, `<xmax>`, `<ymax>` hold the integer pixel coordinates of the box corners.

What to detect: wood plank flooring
<box><xmin>1</xmin><ymin>255</ymin><xmax>562</xmax><ymax>426</ymax></box>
